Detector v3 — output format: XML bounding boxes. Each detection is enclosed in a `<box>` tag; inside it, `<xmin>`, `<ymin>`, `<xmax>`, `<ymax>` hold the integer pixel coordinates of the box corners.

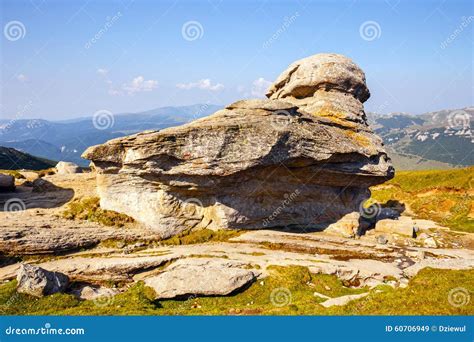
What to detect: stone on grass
<box><xmin>144</xmin><ymin>258</ymin><xmax>258</xmax><ymax>299</ymax></box>
<box><xmin>16</xmin><ymin>263</ymin><xmax>69</xmax><ymax>297</ymax></box>
<box><xmin>319</xmin><ymin>292</ymin><xmax>369</xmax><ymax>308</ymax></box>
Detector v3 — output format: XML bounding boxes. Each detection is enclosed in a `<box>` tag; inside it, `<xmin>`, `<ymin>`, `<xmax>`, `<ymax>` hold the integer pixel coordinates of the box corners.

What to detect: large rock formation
<box><xmin>83</xmin><ymin>53</ymin><xmax>394</xmax><ymax>239</ymax></box>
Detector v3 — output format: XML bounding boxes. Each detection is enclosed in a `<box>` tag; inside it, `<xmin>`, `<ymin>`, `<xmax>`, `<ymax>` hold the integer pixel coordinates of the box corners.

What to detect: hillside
<box><xmin>0</xmin><ymin>146</ymin><xmax>55</xmax><ymax>170</ymax></box>
<box><xmin>0</xmin><ymin>104</ymin><xmax>221</xmax><ymax>166</ymax></box>
<box><xmin>368</xmin><ymin>107</ymin><xmax>473</xmax><ymax>169</ymax></box>
<box><xmin>370</xmin><ymin>167</ymin><xmax>474</xmax><ymax>233</ymax></box>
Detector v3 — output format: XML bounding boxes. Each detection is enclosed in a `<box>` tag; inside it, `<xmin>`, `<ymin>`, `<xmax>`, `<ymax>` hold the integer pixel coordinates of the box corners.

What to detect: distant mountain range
<box><xmin>0</xmin><ymin>105</ymin><xmax>472</xmax><ymax>170</ymax></box>
<box><xmin>0</xmin><ymin>146</ymin><xmax>55</xmax><ymax>170</ymax></box>
<box><xmin>367</xmin><ymin>107</ymin><xmax>473</xmax><ymax>169</ymax></box>
<box><xmin>0</xmin><ymin>104</ymin><xmax>221</xmax><ymax>166</ymax></box>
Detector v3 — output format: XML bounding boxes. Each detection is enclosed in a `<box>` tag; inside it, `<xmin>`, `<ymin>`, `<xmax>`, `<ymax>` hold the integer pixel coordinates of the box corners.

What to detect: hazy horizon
<box><xmin>1</xmin><ymin>0</ymin><xmax>473</xmax><ymax>120</ymax></box>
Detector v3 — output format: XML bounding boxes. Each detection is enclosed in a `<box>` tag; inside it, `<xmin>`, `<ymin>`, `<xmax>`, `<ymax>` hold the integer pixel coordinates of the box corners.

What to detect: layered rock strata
<box><xmin>83</xmin><ymin>53</ymin><xmax>393</xmax><ymax>238</ymax></box>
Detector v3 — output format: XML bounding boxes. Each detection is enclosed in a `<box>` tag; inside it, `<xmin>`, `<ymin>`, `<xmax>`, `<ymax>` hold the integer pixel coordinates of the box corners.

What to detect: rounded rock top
<box><xmin>266</xmin><ymin>53</ymin><xmax>370</xmax><ymax>103</ymax></box>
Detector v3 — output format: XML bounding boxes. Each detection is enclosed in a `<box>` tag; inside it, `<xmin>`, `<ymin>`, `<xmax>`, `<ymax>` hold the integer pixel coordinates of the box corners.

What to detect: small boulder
<box><xmin>423</xmin><ymin>237</ymin><xmax>438</xmax><ymax>248</ymax></box>
<box><xmin>144</xmin><ymin>258</ymin><xmax>258</xmax><ymax>299</ymax></box>
<box><xmin>325</xmin><ymin>212</ymin><xmax>360</xmax><ymax>238</ymax></box>
<box><xmin>0</xmin><ymin>174</ymin><xmax>15</xmax><ymax>192</ymax></box>
<box><xmin>72</xmin><ymin>285</ymin><xmax>118</xmax><ymax>301</ymax></box>
<box><xmin>374</xmin><ymin>216</ymin><xmax>416</xmax><ymax>237</ymax></box>
<box><xmin>16</xmin><ymin>264</ymin><xmax>69</xmax><ymax>297</ymax></box>
<box><xmin>56</xmin><ymin>161</ymin><xmax>82</xmax><ymax>175</ymax></box>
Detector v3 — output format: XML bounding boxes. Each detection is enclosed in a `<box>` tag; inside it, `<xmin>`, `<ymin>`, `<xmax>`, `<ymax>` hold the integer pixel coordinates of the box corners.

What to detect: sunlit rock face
<box><xmin>83</xmin><ymin>53</ymin><xmax>394</xmax><ymax>239</ymax></box>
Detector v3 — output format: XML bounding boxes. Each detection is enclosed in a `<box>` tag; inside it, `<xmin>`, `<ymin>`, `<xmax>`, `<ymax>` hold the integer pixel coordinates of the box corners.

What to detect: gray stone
<box><xmin>144</xmin><ymin>258</ymin><xmax>258</xmax><ymax>299</ymax></box>
<box><xmin>72</xmin><ymin>285</ymin><xmax>119</xmax><ymax>301</ymax></box>
<box><xmin>319</xmin><ymin>292</ymin><xmax>369</xmax><ymax>308</ymax></box>
<box><xmin>16</xmin><ymin>264</ymin><xmax>69</xmax><ymax>297</ymax></box>
<box><xmin>374</xmin><ymin>216</ymin><xmax>416</xmax><ymax>237</ymax></box>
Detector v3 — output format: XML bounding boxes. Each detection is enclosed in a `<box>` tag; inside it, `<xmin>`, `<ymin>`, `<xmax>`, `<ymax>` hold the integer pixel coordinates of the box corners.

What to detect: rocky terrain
<box><xmin>0</xmin><ymin>169</ymin><xmax>473</xmax><ymax>314</ymax></box>
<box><xmin>0</xmin><ymin>53</ymin><xmax>472</xmax><ymax>315</ymax></box>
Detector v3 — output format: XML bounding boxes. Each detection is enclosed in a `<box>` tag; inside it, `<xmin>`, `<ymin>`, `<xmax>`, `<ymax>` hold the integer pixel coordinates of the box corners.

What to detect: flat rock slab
<box><xmin>144</xmin><ymin>258</ymin><xmax>258</xmax><ymax>299</ymax></box>
<box><xmin>319</xmin><ymin>292</ymin><xmax>369</xmax><ymax>308</ymax></box>
<box><xmin>403</xmin><ymin>258</ymin><xmax>474</xmax><ymax>278</ymax></box>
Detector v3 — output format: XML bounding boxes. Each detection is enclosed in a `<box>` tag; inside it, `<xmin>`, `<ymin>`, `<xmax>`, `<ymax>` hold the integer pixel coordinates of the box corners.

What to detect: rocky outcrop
<box><xmin>16</xmin><ymin>264</ymin><xmax>69</xmax><ymax>297</ymax></box>
<box><xmin>56</xmin><ymin>161</ymin><xmax>81</xmax><ymax>174</ymax></box>
<box><xmin>83</xmin><ymin>53</ymin><xmax>393</xmax><ymax>238</ymax></box>
<box><xmin>144</xmin><ymin>258</ymin><xmax>258</xmax><ymax>299</ymax></box>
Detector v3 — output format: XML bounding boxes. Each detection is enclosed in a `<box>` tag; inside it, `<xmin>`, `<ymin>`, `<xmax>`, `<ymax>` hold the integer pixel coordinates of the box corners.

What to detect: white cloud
<box><xmin>251</xmin><ymin>77</ymin><xmax>272</xmax><ymax>97</ymax></box>
<box><xmin>97</xmin><ymin>68</ymin><xmax>108</xmax><ymax>76</ymax></box>
<box><xmin>105</xmin><ymin>76</ymin><xmax>158</xmax><ymax>96</ymax></box>
<box><xmin>122</xmin><ymin>76</ymin><xmax>158</xmax><ymax>95</ymax></box>
<box><xmin>176</xmin><ymin>79</ymin><xmax>224</xmax><ymax>91</ymax></box>
<box><xmin>17</xmin><ymin>74</ymin><xmax>27</xmax><ymax>82</ymax></box>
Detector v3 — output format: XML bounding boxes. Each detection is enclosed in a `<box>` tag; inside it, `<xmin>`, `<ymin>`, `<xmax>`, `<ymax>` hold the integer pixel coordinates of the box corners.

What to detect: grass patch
<box><xmin>159</xmin><ymin>228</ymin><xmax>243</xmax><ymax>246</ymax></box>
<box><xmin>371</xmin><ymin>167</ymin><xmax>473</xmax><ymax>233</ymax></box>
<box><xmin>1</xmin><ymin>267</ymin><xmax>471</xmax><ymax>315</ymax></box>
<box><xmin>62</xmin><ymin>197</ymin><xmax>134</xmax><ymax>227</ymax></box>
<box><xmin>0</xmin><ymin>170</ymin><xmax>25</xmax><ymax>179</ymax></box>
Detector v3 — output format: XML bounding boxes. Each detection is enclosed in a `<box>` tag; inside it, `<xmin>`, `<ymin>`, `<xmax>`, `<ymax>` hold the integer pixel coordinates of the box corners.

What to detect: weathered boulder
<box><xmin>0</xmin><ymin>174</ymin><xmax>15</xmax><ymax>192</ymax></box>
<box><xmin>83</xmin><ymin>53</ymin><xmax>393</xmax><ymax>238</ymax></box>
<box><xmin>375</xmin><ymin>216</ymin><xmax>416</xmax><ymax>237</ymax></box>
<box><xmin>56</xmin><ymin>161</ymin><xmax>81</xmax><ymax>174</ymax></box>
<box><xmin>16</xmin><ymin>264</ymin><xmax>69</xmax><ymax>297</ymax></box>
<box><xmin>72</xmin><ymin>285</ymin><xmax>119</xmax><ymax>301</ymax></box>
<box><xmin>144</xmin><ymin>258</ymin><xmax>258</xmax><ymax>299</ymax></box>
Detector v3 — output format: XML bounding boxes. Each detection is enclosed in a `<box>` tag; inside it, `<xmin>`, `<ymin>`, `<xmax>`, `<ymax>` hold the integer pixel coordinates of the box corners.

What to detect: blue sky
<box><xmin>1</xmin><ymin>0</ymin><xmax>472</xmax><ymax>120</ymax></box>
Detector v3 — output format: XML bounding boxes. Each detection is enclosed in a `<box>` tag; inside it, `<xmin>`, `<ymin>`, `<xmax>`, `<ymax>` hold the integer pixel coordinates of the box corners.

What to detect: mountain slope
<box><xmin>0</xmin><ymin>146</ymin><xmax>56</xmax><ymax>170</ymax></box>
<box><xmin>0</xmin><ymin>104</ymin><xmax>221</xmax><ymax>166</ymax></box>
<box><xmin>368</xmin><ymin>107</ymin><xmax>473</xmax><ymax>169</ymax></box>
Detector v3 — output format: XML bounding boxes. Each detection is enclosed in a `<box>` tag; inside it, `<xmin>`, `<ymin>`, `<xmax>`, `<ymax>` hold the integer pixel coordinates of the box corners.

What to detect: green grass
<box><xmin>371</xmin><ymin>167</ymin><xmax>474</xmax><ymax>233</ymax></box>
<box><xmin>62</xmin><ymin>197</ymin><xmax>134</xmax><ymax>227</ymax></box>
<box><xmin>1</xmin><ymin>267</ymin><xmax>472</xmax><ymax>315</ymax></box>
<box><xmin>386</xmin><ymin>167</ymin><xmax>474</xmax><ymax>192</ymax></box>
<box><xmin>0</xmin><ymin>169</ymin><xmax>25</xmax><ymax>179</ymax></box>
<box><xmin>159</xmin><ymin>228</ymin><xmax>243</xmax><ymax>246</ymax></box>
